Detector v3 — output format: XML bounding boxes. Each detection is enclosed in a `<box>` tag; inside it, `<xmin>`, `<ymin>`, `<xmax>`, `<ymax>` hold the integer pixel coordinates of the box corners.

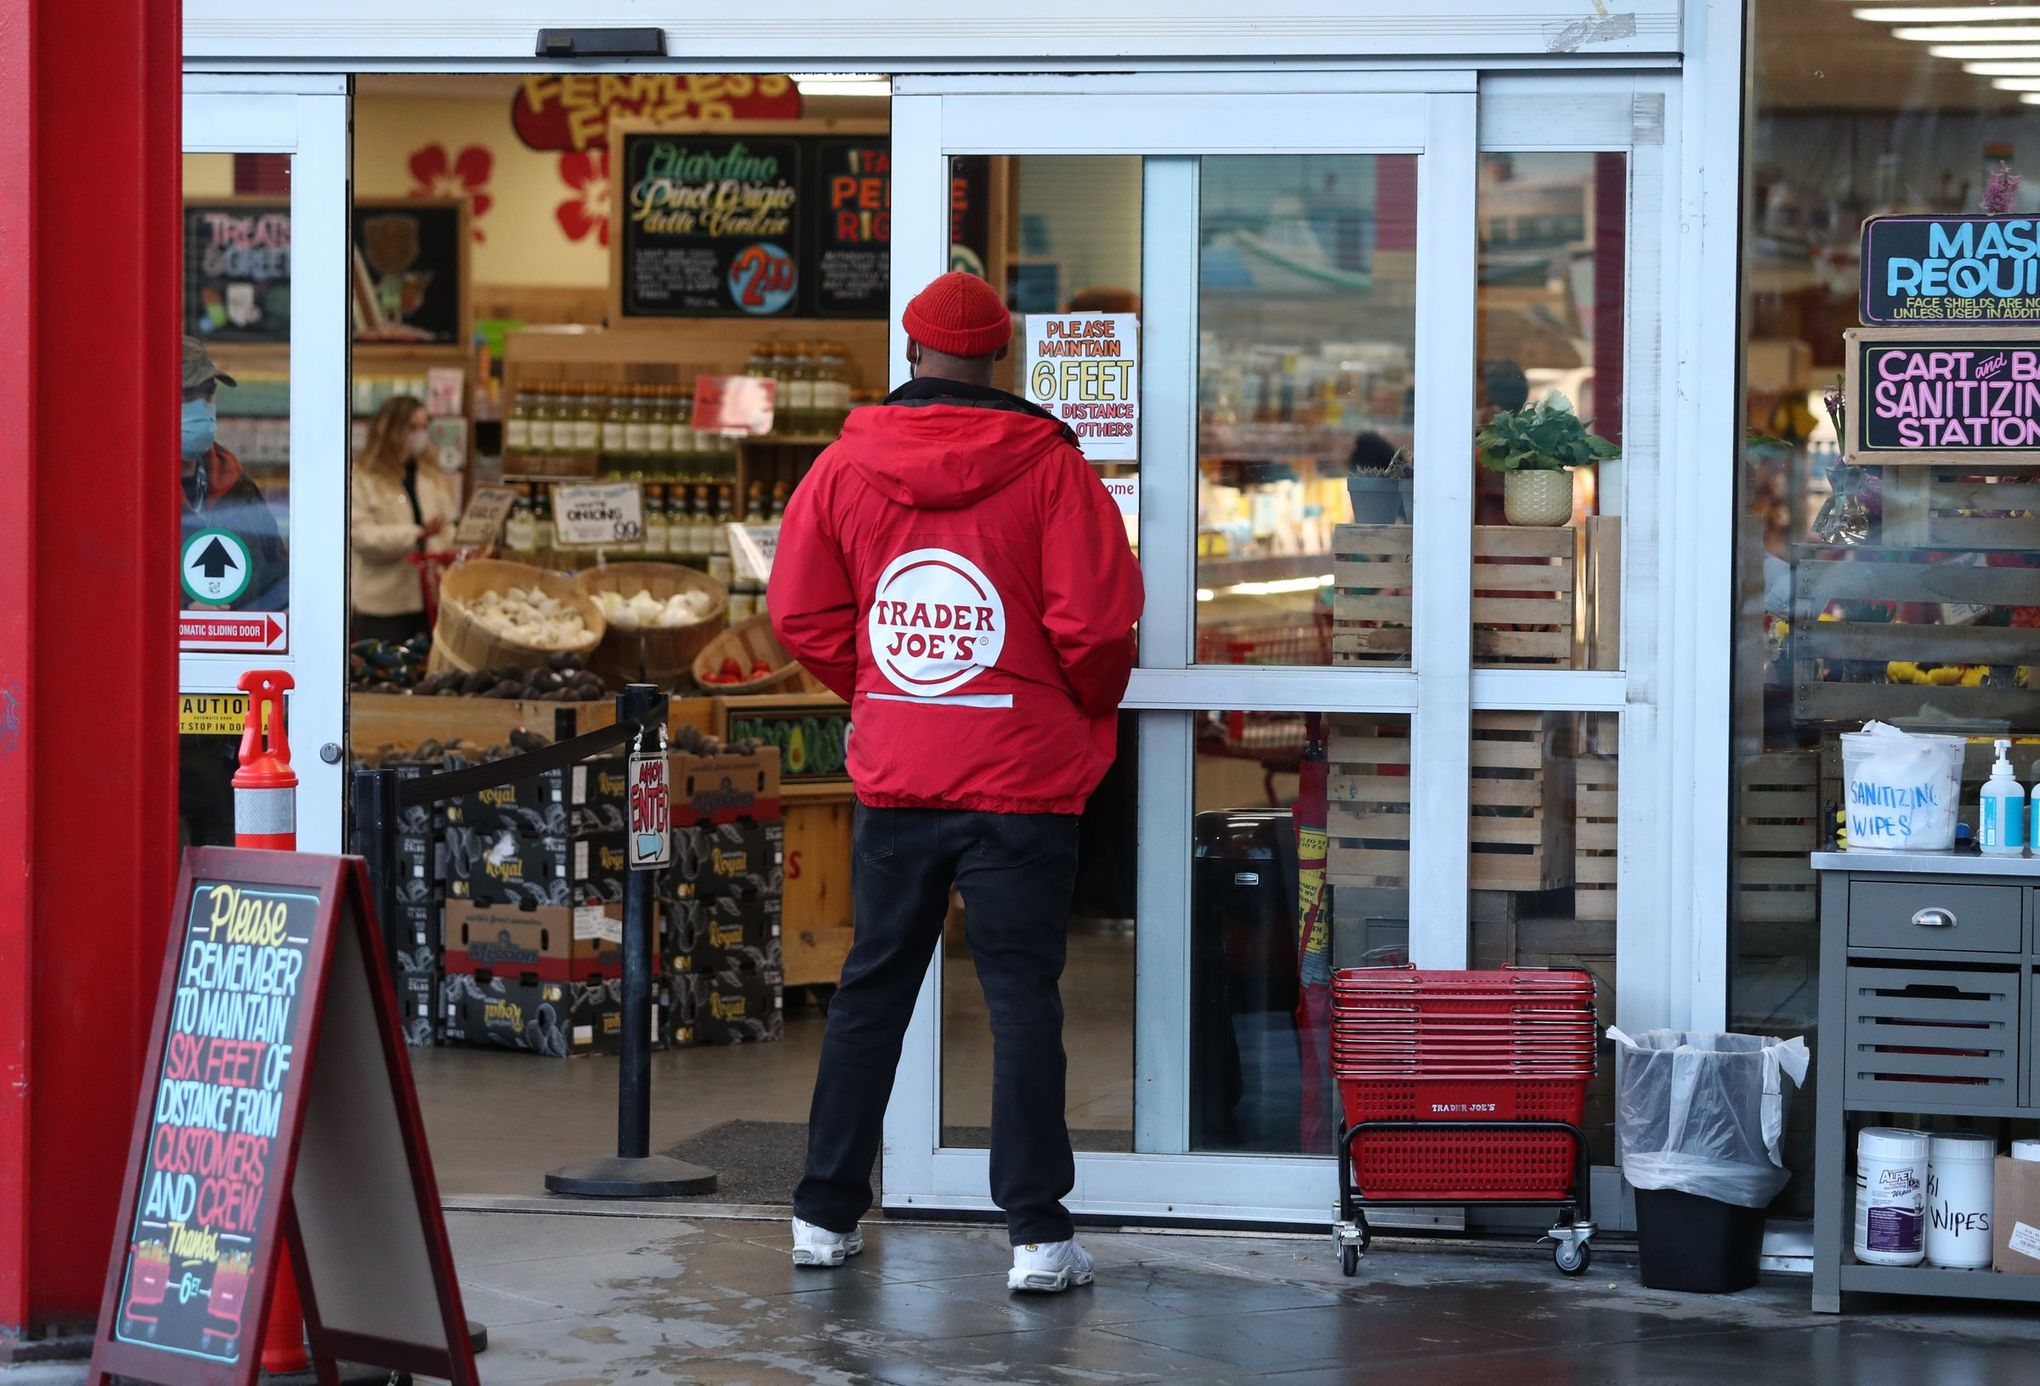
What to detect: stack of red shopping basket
<box><xmin>1333</xmin><ymin>966</ymin><xmax>1596</xmax><ymax>1201</ymax></box>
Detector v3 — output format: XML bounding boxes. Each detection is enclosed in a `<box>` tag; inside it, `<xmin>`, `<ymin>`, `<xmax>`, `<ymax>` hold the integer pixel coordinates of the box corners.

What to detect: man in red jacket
<box><xmin>771</xmin><ymin>272</ymin><xmax>1143</xmax><ymax>1292</ymax></box>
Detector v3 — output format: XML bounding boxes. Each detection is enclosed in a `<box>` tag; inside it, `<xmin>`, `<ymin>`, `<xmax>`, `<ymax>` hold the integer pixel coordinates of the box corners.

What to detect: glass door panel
<box><xmin>181</xmin><ymin>80</ymin><xmax>351</xmax><ymax>853</ymax></box>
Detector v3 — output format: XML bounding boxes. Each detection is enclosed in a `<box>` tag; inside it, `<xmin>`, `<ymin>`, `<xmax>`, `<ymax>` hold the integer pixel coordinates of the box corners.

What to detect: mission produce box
<box><xmin>664</xmin><ymin>893</ymin><xmax>782</xmax><ymax>974</ymax></box>
<box><xmin>440</xmin><ymin>971</ymin><xmax>630</xmax><ymax>1057</ymax></box>
<box><xmin>672</xmin><ymin>820</ymin><xmax>785</xmax><ymax>900</ymax></box>
<box><xmin>442</xmin><ymin>900</ymin><xmax>648</xmax><ymax>983</ymax></box>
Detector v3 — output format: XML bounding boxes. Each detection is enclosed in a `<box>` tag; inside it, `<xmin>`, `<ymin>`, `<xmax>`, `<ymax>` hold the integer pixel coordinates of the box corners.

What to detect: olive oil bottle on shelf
<box><xmin>504</xmin><ymin>484</ymin><xmax>538</xmax><ymax>558</ymax></box>
<box><xmin>642</xmin><ymin>482</ymin><xmax>669</xmax><ymax>558</ymax></box>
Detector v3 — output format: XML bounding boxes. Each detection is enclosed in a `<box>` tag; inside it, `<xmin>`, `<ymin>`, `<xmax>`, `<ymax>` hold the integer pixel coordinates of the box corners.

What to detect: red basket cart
<box><xmin>1330</xmin><ymin>964</ymin><xmax>1599</xmax><ymax>1277</ymax></box>
<box><xmin>407</xmin><ymin>548</ymin><xmax>465</xmax><ymax>630</ymax></box>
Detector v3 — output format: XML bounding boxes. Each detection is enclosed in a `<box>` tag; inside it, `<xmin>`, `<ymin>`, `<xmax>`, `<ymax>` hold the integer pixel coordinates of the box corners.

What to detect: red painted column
<box><xmin>0</xmin><ymin>0</ymin><xmax>182</xmax><ymax>1344</ymax></box>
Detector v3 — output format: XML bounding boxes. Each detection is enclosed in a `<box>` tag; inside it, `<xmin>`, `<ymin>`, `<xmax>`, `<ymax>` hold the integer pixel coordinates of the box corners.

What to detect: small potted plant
<box><xmin>1475</xmin><ymin>389</ymin><xmax>1618</xmax><ymax>526</ymax></box>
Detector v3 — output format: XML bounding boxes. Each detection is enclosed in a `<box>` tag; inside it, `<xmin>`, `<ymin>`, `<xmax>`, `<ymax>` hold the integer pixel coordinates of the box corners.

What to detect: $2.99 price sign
<box><xmin>627</xmin><ymin>751</ymin><xmax>671</xmax><ymax>870</ymax></box>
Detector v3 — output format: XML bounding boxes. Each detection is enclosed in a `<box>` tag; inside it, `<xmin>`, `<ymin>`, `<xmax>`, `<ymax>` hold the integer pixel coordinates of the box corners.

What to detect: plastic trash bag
<box><xmin>1609</xmin><ymin>1028</ymin><xmax>1811</xmax><ymax>1208</ymax></box>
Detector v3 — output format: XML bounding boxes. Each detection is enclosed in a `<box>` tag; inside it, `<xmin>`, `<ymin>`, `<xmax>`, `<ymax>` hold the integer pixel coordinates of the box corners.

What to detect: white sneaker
<box><xmin>791</xmin><ymin>1217</ymin><xmax>864</xmax><ymax>1268</ymax></box>
<box><xmin>1007</xmin><ymin>1238</ymin><xmax>1095</xmax><ymax>1293</ymax></box>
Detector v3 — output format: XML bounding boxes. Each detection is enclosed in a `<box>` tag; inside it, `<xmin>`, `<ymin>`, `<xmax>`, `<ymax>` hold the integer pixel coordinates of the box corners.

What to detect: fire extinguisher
<box><xmin>229</xmin><ymin>669</ymin><xmax>311</xmax><ymax>1377</ymax></box>
<box><xmin>1293</xmin><ymin>713</ymin><xmax>1334</xmax><ymax>1155</ymax></box>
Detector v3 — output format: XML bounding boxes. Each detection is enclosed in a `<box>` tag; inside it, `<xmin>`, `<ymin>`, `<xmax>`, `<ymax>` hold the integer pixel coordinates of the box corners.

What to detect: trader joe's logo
<box><xmin>868</xmin><ymin>548</ymin><xmax>1005</xmax><ymax>698</ymax></box>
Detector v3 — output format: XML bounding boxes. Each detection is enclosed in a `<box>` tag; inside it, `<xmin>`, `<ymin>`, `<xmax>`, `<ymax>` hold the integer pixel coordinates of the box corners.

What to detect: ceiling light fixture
<box><xmin>1854</xmin><ymin>7</ymin><xmax>2040</xmax><ymax>23</ymax></box>
<box><xmin>789</xmin><ymin>73</ymin><xmax>891</xmax><ymax>98</ymax></box>
<box><xmin>1930</xmin><ymin>45</ymin><xmax>2040</xmax><ymax>60</ymax></box>
<box><xmin>1963</xmin><ymin>61</ymin><xmax>2040</xmax><ymax>75</ymax></box>
<box><xmin>1897</xmin><ymin>26</ymin><xmax>2040</xmax><ymax>42</ymax></box>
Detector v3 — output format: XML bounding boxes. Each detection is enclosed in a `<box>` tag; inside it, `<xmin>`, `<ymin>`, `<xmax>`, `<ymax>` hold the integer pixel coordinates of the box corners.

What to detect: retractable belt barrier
<box><xmin>393</xmin><ymin>707</ymin><xmax>664</xmax><ymax>811</ymax></box>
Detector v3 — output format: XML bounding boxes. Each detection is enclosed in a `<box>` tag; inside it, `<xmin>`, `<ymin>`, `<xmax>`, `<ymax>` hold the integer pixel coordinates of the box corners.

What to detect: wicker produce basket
<box><xmin>571</xmin><ymin>561</ymin><xmax>728</xmax><ymax>689</ymax></box>
<box><xmin>431</xmin><ymin>558</ymin><xmax>604</xmax><ymax>674</ymax></box>
<box><xmin>691</xmin><ymin>615</ymin><xmax>827</xmax><ymax>695</ymax></box>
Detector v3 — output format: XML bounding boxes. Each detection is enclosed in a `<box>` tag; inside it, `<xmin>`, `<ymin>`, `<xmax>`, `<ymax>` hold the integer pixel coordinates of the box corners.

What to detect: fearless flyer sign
<box><xmin>91</xmin><ymin>850</ymin><xmax>477</xmax><ymax>1386</ymax></box>
<box><xmin>1844</xmin><ymin>327</ymin><xmax>2040</xmax><ymax>465</ymax></box>
<box><xmin>1023</xmin><ymin>313</ymin><xmax>1139</xmax><ymax>462</ymax></box>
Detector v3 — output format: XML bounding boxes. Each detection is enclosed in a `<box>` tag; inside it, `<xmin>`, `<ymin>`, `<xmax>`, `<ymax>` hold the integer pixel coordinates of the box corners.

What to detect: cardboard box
<box><xmin>673</xmin><ymin>820</ymin><xmax>785</xmax><ymax>901</ymax></box>
<box><xmin>394</xmin><ymin>945</ymin><xmax>439</xmax><ymax>1049</ymax></box>
<box><xmin>567</xmin><ymin>757</ymin><xmax>631</xmax><ymax>834</ymax></box>
<box><xmin>686</xmin><ymin>966</ymin><xmax>784</xmax><ymax>1046</ymax></box>
<box><xmin>672</xmin><ymin>749</ymin><xmax>782</xmax><ymax>827</ymax></box>
<box><xmin>1992</xmin><ymin>1156</ymin><xmax>2040</xmax><ymax>1274</ymax></box>
<box><xmin>665</xmin><ymin>894</ymin><xmax>782</xmax><ymax>974</ymax></box>
<box><xmin>441</xmin><ymin>971</ymin><xmax>626</xmax><ymax>1056</ymax></box>
<box><xmin>570</xmin><ymin>833</ymin><xmax>630</xmax><ymax>910</ymax></box>
<box><xmin>443</xmin><ymin>821</ymin><xmax>573</xmax><ymax>907</ymax></box>
<box><xmin>443</xmin><ymin>900</ymin><xmax>635</xmax><ymax>983</ymax></box>
<box><xmin>393</xmin><ymin>897</ymin><xmax>439</xmax><ymax>949</ymax></box>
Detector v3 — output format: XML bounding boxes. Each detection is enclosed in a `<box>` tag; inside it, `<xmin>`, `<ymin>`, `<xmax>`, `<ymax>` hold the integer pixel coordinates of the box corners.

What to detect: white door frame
<box><xmin>180</xmin><ymin>76</ymin><xmax>352</xmax><ymax>853</ymax></box>
<box><xmin>884</xmin><ymin>70</ymin><xmax>1679</xmax><ymax>1227</ymax></box>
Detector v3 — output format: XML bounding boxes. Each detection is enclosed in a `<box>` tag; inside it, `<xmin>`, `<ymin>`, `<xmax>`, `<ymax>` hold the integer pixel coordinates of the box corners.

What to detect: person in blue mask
<box><xmin>181</xmin><ymin>335</ymin><xmax>287</xmax><ymax>613</ymax></box>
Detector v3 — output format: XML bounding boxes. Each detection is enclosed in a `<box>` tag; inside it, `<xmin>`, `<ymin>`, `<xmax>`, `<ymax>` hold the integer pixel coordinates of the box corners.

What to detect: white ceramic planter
<box><xmin>1503</xmin><ymin>468</ymin><xmax>1573</xmax><ymax>526</ymax></box>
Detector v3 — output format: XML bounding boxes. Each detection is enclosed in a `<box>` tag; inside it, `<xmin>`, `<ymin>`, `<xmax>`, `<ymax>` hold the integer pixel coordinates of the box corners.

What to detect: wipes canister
<box><xmin>1855</xmin><ymin>1127</ymin><xmax>1928</xmax><ymax>1266</ymax></box>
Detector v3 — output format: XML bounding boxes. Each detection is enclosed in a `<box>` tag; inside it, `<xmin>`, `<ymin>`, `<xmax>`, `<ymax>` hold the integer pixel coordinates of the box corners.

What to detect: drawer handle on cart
<box><xmin>1912</xmin><ymin>907</ymin><xmax>1956</xmax><ymax>929</ymax></box>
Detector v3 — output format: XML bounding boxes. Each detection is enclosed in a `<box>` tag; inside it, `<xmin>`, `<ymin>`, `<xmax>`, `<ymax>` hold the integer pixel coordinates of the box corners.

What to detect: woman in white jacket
<box><xmin>350</xmin><ymin>394</ymin><xmax>456</xmax><ymax>643</ymax></box>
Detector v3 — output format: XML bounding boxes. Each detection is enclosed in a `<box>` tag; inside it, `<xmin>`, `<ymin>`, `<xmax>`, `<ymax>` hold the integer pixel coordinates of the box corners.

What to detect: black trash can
<box><xmin>1633</xmin><ymin>1189</ymin><xmax>1767</xmax><ymax>1293</ymax></box>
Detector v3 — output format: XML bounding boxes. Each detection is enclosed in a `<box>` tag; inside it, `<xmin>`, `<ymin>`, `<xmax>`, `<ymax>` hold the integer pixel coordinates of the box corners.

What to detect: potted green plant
<box><xmin>1475</xmin><ymin>389</ymin><xmax>1619</xmax><ymax>526</ymax></box>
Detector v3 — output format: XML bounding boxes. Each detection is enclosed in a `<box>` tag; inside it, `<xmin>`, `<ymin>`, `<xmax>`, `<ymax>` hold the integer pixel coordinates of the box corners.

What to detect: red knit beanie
<box><xmin>902</xmin><ymin>272</ymin><xmax>1011</xmax><ymax>358</ymax></box>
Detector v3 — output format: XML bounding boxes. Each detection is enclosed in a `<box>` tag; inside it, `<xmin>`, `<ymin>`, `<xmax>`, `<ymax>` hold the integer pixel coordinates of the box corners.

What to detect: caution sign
<box><xmin>182</xmin><ymin>528</ymin><xmax>253</xmax><ymax>606</ymax></box>
<box><xmin>179</xmin><ymin>692</ymin><xmax>250</xmax><ymax>736</ymax></box>
<box><xmin>1023</xmin><ymin>313</ymin><xmax>1139</xmax><ymax>462</ymax></box>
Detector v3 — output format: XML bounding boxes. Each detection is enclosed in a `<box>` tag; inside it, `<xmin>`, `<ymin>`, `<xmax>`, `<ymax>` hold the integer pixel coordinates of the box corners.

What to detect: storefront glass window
<box><xmin>1191</xmin><ymin>710</ymin><xmax>1410</xmax><ymax>1156</ymax></box>
<box><xmin>1734</xmin><ymin>1</ymin><xmax>2040</xmax><ymax>1211</ymax></box>
<box><xmin>1197</xmin><ymin>155</ymin><xmax>1416</xmax><ymax>668</ymax></box>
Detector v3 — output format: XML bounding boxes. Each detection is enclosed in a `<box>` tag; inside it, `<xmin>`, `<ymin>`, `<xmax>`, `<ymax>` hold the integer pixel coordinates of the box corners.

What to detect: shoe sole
<box><xmin>791</xmin><ymin>1239</ymin><xmax>864</xmax><ymax>1268</ymax></box>
<box><xmin>1007</xmin><ymin>1266</ymin><xmax>1094</xmax><ymax>1293</ymax></box>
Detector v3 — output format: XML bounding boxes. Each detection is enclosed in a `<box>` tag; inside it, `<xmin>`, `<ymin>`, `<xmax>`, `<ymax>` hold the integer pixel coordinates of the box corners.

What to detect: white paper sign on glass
<box><xmin>1023</xmin><ymin>313</ymin><xmax>1140</xmax><ymax>462</ymax></box>
<box><xmin>728</xmin><ymin>522</ymin><xmax>780</xmax><ymax>583</ymax></box>
<box><xmin>553</xmin><ymin>481</ymin><xmax>644</xmax><ymax>548</ymax></box>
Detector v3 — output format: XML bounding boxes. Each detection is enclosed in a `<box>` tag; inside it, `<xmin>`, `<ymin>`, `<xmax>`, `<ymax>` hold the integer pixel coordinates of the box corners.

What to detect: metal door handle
<box><xmin>1912</xmin><ymin>907</ymin><xmax>1956</xmax><ymax>929</ymax></box>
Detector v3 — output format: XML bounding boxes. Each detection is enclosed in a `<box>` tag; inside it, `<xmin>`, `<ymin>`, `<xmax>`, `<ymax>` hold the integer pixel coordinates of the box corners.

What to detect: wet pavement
<box><xmin>434</xmin><ymin>1209</ymin><xmax>2040</xmax><ymax>1384</ymax></box>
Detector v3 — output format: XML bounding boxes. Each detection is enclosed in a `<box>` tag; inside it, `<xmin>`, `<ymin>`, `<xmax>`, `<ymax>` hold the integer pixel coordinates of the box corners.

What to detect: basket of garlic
<box><xmin>431</xmin><ymin>559</ymin><xmax>605</xmax><ymax>675</ymax></box>
<box><xmin>571</xmin><ymin>561</ymin><xmax>728</xmax><ymax>688</ymax></box>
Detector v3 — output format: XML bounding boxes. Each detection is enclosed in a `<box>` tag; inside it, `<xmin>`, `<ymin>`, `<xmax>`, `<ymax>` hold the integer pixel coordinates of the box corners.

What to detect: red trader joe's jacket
<box><xmin>769</xmin><ymin>377</ymin><xmax>1143</xmax><ymax>815</ymax></box>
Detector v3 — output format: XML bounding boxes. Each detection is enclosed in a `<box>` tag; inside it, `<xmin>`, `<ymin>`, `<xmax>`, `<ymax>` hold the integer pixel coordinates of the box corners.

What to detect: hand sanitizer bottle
<box><xmin>1980</xmin><ymin>739</ymin><xmax>2025</xmax><ymax>856</ymax></box>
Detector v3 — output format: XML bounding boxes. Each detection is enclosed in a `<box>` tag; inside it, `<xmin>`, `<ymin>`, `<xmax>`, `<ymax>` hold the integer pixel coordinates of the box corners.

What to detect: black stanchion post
<box><xmin>546</xmin><ymin>684</ymin><xmax>716</xmax><ymax>1198</ymax></box>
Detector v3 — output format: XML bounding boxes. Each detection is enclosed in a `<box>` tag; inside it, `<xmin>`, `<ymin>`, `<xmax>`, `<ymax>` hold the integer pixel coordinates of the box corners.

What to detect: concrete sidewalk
<box><xmin>436</xmin><ymin>1209</ymin><xmax>2040</xmax><ymax>1383</ymax></box>
<box><xmin>19</xmin><ymin>1209</ymin><xmax>2040</xmax><ymax>1383</ymax></box>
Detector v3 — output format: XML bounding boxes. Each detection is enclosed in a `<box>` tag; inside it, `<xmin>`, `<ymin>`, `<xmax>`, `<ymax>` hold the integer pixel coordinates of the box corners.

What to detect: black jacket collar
<box><xmin>882</xmin><ymin>376</ymin><xmax>1074</xmax><ymax>441</ymax></box>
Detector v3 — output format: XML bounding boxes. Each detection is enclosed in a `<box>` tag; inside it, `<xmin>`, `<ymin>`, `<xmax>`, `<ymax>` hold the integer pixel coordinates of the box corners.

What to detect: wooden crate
<box><xmin>781</xmin><ymin>788</ymin><xmax>855</xmax><ymax>988</ymax></box>
<box><xmin>1574</xmin><ymin>719</ymin><xmax>1619</xmax><ymax>923</ymax></box>
<box><xmin>349</xmin><ymin>692</ymin><xmax>720</xmax><ymax>758</ymax></box>
<box><xmin>1881</xmin><ymin>466</ymin><xmax>2040</xmax><ymax>550</ymax></box>
<box><xmin>1325</xmin><ymin>711</ymin><xmax>1575</xmax><ymax>893</ymax></box>
<box><xmin>1736</xmin><ymin>750</ymin><xmax>1820</xmax><ymax>925</ymax></box>
<box><xmin>1789</xmin><ymin>543</ymin><xmax>2040</xmax><ymax>724</ymax></box>
<box><xmin>1331</xmin><ymin>523</ymin><xmax>1577</xmax><ymax>667</ymax></box>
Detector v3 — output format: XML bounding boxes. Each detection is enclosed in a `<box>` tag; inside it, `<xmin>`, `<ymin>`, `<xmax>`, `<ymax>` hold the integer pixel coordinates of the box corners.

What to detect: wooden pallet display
<box><xmin>1789</xmin><ymin>543</ymin><xmax>2040</xmax><ymax>724</ymax></box>
<box><xmin>1325</xmin><ymin>711</ymin><xmax>1575</xmax><ymax>893</ymax></box>
<box><xmin>1330</xmin><ymin>524</ymin><xmax>1577</xmax><ymax>667</ymax></box>
<box><xmin>1574</xmin><ymin>717</ymin><xmax>1619</xmax><ymax>923</ymax></box>
<box><xmin>1880</xmin><ymin>465</ymin><xmax>2040</xmax><ymax>551</ymax></box>
<box><xmin>1736</xmin><ymin>750</ymin><xmax>1820</xmax><ymax>925</ymax></box>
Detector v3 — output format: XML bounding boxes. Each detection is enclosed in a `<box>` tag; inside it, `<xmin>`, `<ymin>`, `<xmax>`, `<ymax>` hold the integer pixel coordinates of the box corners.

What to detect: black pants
<box><xmin>795</xmin><ymin>804</ymin><xmax>1080</xmax><ymax>1245</ymax></box>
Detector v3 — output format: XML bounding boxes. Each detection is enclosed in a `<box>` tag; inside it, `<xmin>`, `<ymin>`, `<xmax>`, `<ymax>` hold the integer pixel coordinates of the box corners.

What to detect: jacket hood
<box><xmin>839</xmin><ymin>382</ymin><xmax>1077</xmax><ymax>510</ymax></box>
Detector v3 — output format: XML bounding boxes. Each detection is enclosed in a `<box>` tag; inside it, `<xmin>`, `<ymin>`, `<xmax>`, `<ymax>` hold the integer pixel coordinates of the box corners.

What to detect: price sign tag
<box><xmin>627</xmin><ymin>750</ymin><xmax>672</xmax><ymax>870</ymax></box>
<box><xmin>554</xmin><ymin>482</ymin><xmax>645</xmax><ymax>548</ymax></box>
<box><xmin>727</xmin><ymin>522</ymin><xmax>780</xmax><ymax>583</ymax></box>
<box><xmin>453</xmin><ymin>486</ymin><xmax>518</xmax><ymax>548</ymax></box>
<box><xmin>693</xmin><ymin>375</ymin><xmax>777</xmax><ymax>435</ymax></box>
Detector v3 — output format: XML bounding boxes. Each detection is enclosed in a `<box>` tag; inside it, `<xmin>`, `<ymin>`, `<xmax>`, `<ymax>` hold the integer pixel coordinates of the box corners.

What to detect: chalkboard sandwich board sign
<box><xmin>810</xmin><ymin>132</ymin><xmax>890</xmax><ymax>318</ymax></box>
<box><xmin>1844</xmin><ymin>326</ymin><xmax>2040</xmax><ymax>466</ymax></box>
<box><xmin>91</xmin><ymin>848</ymin><xmax>478</xmax><ymax>1386</ymax></box>
<box><xmin>1861</xmin><ymin>214</ymin><xmax>2040</xmax><ymax>325</ymax></box>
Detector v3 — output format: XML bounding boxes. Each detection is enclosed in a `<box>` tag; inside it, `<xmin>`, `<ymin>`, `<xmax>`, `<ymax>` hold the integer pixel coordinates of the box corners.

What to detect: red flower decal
<box><xmin>556</xmin><ymin>148</ymin><xmax>611</xmax><ymax>247</ymax></box>
<box><xmin>408</xmin><ymin>143</ymin><xmax>494</xmax><ymax>241</ymax></box>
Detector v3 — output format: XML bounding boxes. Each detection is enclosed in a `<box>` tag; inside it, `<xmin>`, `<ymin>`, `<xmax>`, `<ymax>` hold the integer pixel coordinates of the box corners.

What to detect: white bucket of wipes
<box><xmin>1841</xmin><ymin>722</ymin><xmax>1965</xmax><ymax>851</ymax></box>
